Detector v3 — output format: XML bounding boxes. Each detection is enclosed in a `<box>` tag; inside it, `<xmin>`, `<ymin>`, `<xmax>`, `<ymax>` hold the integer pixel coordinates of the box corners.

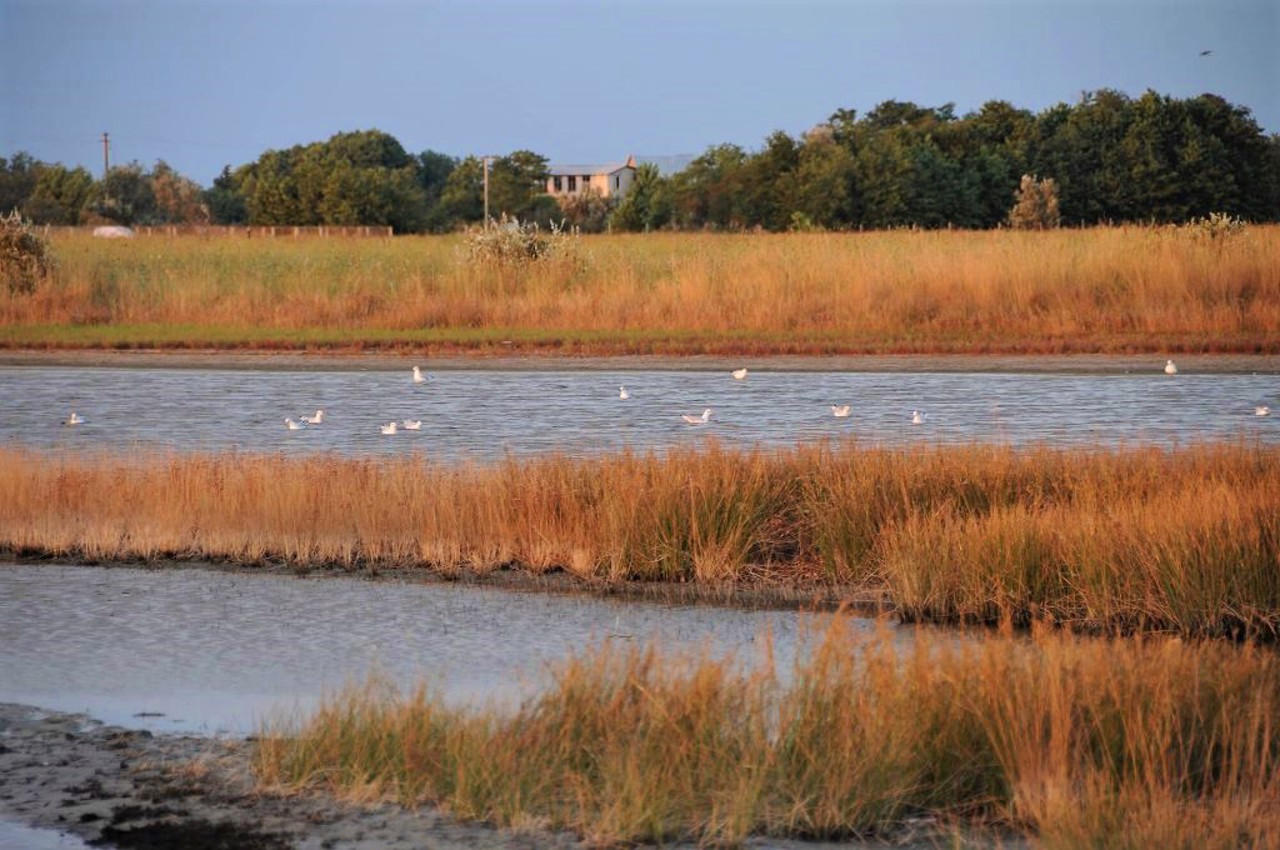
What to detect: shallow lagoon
<box><xmin>2</xmin><ymin>363</ymin><xmax>1276</xmax><ymax>459</ymax></box>
<box><xmin>0</xmin><ymin>564</ymin><xmax>888</xmax><ymax>736</ymax></box>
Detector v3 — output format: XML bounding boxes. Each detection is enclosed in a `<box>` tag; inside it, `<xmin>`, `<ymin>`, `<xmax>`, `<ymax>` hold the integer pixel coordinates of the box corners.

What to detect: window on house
<box><xmin>614</xmin><ymin>175</ymin><xmax>620</xmax><ymax>190</ymax></box>
<box><xmin>568</xmin><ymin>175</ymin><xmax>577</xmax><ymax>192</ymax></box>
<box><xmin>553</xmin><ymin>176</ymin><xmax>562</xmax><ymax>192</ymax></box>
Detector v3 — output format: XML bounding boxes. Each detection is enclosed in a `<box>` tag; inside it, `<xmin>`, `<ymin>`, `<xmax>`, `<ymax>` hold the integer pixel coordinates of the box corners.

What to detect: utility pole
<box><xmin>101</xmin><ymin>132</ymin><xmax>110</xmax><ymax>179</ymax></box>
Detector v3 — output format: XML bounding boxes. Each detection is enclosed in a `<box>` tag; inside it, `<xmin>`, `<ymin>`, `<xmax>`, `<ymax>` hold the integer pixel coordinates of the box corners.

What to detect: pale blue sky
<box><xmin>2</xmin><ymin>0</ymin><xmax>1276</xmax><ymax>186</ymax></box>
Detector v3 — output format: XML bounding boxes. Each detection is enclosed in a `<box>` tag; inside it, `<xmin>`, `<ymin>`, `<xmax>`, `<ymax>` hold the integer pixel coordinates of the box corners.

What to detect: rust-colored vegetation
<box><xmin>255</xmin><ymin>619</ymin><xmax>1280</xmax><ymax>847</ymax></box>
<box><xmin>2</xmin><ymin>225</ymin><xmax>1278</xmax><ymax>354</ymax></box>
<box><xmin>4</xmin><ymin>442</ymin><xmax>1277</xmax><ymax>638</ymax></box>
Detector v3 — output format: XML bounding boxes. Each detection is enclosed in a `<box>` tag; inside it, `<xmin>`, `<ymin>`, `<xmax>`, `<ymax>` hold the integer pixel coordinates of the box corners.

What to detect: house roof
<box><xmin>547</xmin><ymin>155</ymin><xmax>637</xmax><ymax>177</ymax></box>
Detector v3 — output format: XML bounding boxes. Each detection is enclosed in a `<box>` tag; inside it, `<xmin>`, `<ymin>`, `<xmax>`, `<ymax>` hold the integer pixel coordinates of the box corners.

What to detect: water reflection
<box><xmin>0</xmin><ymin>565</ymin><xmax>880</xmax><ymax>735</ymax></box>
<box><xmin>0</xmin><ymin>365</ymin><xmax>1275</xmax><ymax>460</ymax></box>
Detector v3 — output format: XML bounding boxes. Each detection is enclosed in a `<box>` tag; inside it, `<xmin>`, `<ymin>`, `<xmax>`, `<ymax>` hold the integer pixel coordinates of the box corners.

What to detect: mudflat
<box><xmin>0</xmin><ymin>704</ymin><xmax>956</xmax><ymax>850</ymax></box>
<box><xmin>1</xmin><ymin>348</ymin><xmax>1277</xmax><ymax>374</ymax></box>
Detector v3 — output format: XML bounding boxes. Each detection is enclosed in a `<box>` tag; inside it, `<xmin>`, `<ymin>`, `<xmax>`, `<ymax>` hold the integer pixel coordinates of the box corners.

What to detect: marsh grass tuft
<box><xmin>255</xmin><ymin>620</ymin><xmax>1280</xmax><ymax>847</ymax></box>
<box><xmin>3</xmin><ymin>442</ymin><xmax>1278</xmax><ymax>638</ymax></box>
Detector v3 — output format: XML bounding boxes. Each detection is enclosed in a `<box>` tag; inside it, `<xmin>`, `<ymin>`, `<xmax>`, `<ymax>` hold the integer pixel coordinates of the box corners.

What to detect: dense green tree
<box><xmin>0</xmin><ymin>153</ymin><xmax>39</xmax><ymax>215</ymax></box>
<box><xmin>1182</xmin><ymin>94</ymin><xmax>1275</xmax><ymax>221</ymax></box>
<box><xmin>740</xmin><ymin>131</ymin><xmax>801</xmax><ymax>231</ymax></box>
<box><xmin>205</xmin><ymin>166</ymin><xmax>248</xmax><ymax>224</ymax></box>
<box><xmin>851</xmin><ymin>129</ymin><xmax>915</xmax><ymax>228</ymax></box>
<box><xmin>236</xmin><ymin>130</ymin><xmax>427</xmax><ymax>231</ymax></box>
<box><xmin>1033</xmin><ymin>89</ymin><xmax>1137</xmax><ymax>223</ymax></box>
<box><xmin>610</xmin><ymin>163</ymin><xmax>673</xmax><ymax>232</ymax></box>
<box><xmin>905</xmin><ymin>139</ymin><xmax>981</xmax><ymax>228</ymax></box>
<box><xmin>489</xmin><ymin>150</ymin><xmax>552</xmax><ymax>223</ymax></box>
<box><xmin>88</xmin><ymin>162</ymin><xmax>157</xmax><ymax>226</ymax></box>
<box><xmin>416</xmin><ymin>150</ymin><xmax>458</xmax><ymax>231</ymax></box>
<box><xmin>438</xmin><ymin>151</ymin><xmax>551</xmax><ymax>227</ymax></box>
<box><xmin>25</xmin><ymin>163</ymin><xmax>94</xmax><ymax>225</ymax></box>
<box><xmin>669</xmin><ymin>144</ymin><xmax>750</xmax><ymax>229</ymax></box>
<box><xmin>438</xmin><ymin>156</ymin><xmax>486</xmax><ymax>224</ymax></box>
<box><xmin>790</xmin><ymin>128</ymin><xmax>855</xmax><ymax>229</ymax></box>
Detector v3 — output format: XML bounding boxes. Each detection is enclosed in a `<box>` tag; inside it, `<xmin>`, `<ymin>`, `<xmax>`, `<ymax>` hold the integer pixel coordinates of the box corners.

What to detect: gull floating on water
<box><xmin>619</xmin><ymin>385</ymin><xmax>630</xmax><ymax>400</ymax></box>
<box><xmin>1257</xmin><ymin>406</ymin><xmax>1272</xmax><ymax>417</ymax></box>
<box><xmin>64</xmin><ymin>412</ymin><xmax>85</xmax><ymax>426</ymax></box>
<box><xmin>412</xmin><ymin>366</ymin><xmax>427</xmax><ymax>384</ymax></box>
<box><xmin>302</xmin><ymin>410</ymin><xmax>324</xmax><ymax>425</ymax></box>
<box><xmin>732</xmin><ymin>368</ymin><xmax>748</xmax><ymax>380</ymax></box>
<box><xmin>284</xmin><ymin>418</ymin><xmax>304</xmax><ymax>430</ymax></box>
<box><xmin>831</xmin><ymin>405</ymin><xmax>851</xmax><ymax>418</ymax></box>
<box><xmin>402</xmin><ymin>419</ymin><xmax>422</xmax><ymax>430</ymax></box>
<box><xmin>682</xmin><ymin>408</ymin><xmax>713</xmax><ymax>425</ymax></box>
<box><xmin>381</xmin><ymin>422</ymin><xmax>398</xmax><ymax>435</ymax></box>
<box><xmin>1165</xmin><ymin>359</ymin><xmax>1178</xmax><ymax>375</ymax></box>
<box><xmin>911</xmin><ymin>410</ymin><xmax>928</xmax><ymax>425</ymax></box>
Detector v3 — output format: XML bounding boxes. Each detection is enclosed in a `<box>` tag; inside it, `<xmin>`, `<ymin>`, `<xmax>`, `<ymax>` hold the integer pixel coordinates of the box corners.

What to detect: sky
<box><xmin>2</xmin><ymin>0</ymin><xmax>1277</xmax><ymax>187</ymax></box>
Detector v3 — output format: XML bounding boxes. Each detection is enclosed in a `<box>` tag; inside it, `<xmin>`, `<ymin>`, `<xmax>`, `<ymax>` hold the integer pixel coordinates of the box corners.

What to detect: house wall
<box><xmin>546</xmin><ymin>167</ymin><xmax>635</xmax><ymax>199</ymax></box>
<box><xmin>605</xmin><ymin>168</ymin><xmax>635</xmax><ymax>198</ymax></box>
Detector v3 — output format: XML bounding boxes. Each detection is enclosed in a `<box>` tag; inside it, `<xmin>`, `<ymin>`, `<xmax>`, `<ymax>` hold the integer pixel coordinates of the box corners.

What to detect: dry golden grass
<box><xmin>255</xmin><ymin>619</ymin><xmax>1280</xmax><ymax>847</ymax></box>
<box><xmin>3</xmin><ymin>442</ymin><xmax>1277</xmax><ymax>637</ymax></box>
<box><xmin>3</xmin><ymin>225</ymin><xmax>1278</xmax><ymax>353</ymax></box>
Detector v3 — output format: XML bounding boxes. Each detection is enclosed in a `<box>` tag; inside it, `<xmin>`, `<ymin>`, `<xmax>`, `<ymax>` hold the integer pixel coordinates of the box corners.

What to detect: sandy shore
<box><xmin>0</xmin><ymin>704</ymin><xmax>990</xmax><ymax>850</ymax></box>
<box><xmin>1</xmin><ymin>347</ymin><xmax>1277</xmax><ymax>374</ymax></box>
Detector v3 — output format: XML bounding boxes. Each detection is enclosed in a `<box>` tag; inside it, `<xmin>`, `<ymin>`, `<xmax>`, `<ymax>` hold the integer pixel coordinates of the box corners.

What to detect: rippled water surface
<box><xmin>1</xmin><ymin>364</ymin><xmax>1276</xmax><ymax>458</ymax></box>
<box><xmin>0</xmin><ymin>565</ymin><xmax>873</xmax><ymax>735</ymax></box>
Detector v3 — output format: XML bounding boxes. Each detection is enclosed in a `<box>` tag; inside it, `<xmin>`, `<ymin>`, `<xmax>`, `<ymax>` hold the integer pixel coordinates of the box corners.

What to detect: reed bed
<box><xmin>255</xmin><ymin>619</ymin><xmax>1280</xmax><ymax>847</ymax></box>
<box><xmin>4</xmin><ymin>226</ymin><xmax>1279</xmax><ymax>353</ymax></box>
<box><xmin>3</xmin><ymin>442</ymin><xmax>1277</xmax><ymax>637</ymax></box>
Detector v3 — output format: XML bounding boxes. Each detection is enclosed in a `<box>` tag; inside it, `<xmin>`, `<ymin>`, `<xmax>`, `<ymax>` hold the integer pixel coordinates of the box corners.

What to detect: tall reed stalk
<box><xmin>4</xmin><ymin>226</ymin><xmax>1278</xmax><ymax>353</ymax></box>
<box><xmin>255</xmin><ymin>620</ymin><xmax>1280</xmax><ymax>847</ymax></box>
<box><xmin>3</xmin><ymin>442</ymin><xmax>1277</xmax><ymax>637</ymax></box>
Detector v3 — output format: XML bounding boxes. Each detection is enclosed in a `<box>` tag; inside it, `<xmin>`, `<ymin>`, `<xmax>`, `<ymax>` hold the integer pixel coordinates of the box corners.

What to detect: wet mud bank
<box><xmin>1</xmin><ymin>705</ymin><xmax>972</xmax><ymax>850</ymax></box>
<box><xmin>2</xmin><ymin>348</ymin><xmax>1277</xmax><ymax>374</ymax></box>
<box><xmin>2</xmin><ymin>551</ymin><xmax>889</xmax><ymax>614</ymax></box>
<box><xmin>0</xmin><ymin>703</ymin><xmax>587</xmax><ymax>850</ymax></box>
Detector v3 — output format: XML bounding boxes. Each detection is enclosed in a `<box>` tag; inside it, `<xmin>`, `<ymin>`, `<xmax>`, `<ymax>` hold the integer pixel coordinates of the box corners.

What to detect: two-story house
<box><xmin>545</xmin><ymin>155</ymin><xmax>638</xmax><ymax>200</ymax></box>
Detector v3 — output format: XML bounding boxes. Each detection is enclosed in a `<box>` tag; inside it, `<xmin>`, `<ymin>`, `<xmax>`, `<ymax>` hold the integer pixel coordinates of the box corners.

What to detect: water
<box><xmin>0</xmin><ymin>565</ymin><xmax>876</xmax><ymax>736</ymax></box>
<box><xmin>0</xmin><ymin>821</ymin><xmax>90</xmax><ymax>850</ymax></box>
<box><xmin>0</xmin><ymin>364</ymin><xmax>1276</xmax><ymax>459</ymax></box>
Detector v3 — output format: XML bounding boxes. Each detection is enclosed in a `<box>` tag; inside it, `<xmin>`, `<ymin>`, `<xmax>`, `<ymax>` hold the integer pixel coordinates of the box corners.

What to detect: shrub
<box><xmin>461</xmin><ymin>215</ymin><xmax>584</xmax><ymax>268</ymax></box>
<box><xmin>0</xmin><ymin>209</ymin><xmax>55</xmax><ymax>294</ymax></box>
<box><xmin>1008</xmin><ymin>174</ymin><xmax>1061</xmax><ymax>230</ymax></box>
<box><xmin>1184</xmin><ymin>211</ymin><xmax>1247</xmax><ymax>242</ymax></box>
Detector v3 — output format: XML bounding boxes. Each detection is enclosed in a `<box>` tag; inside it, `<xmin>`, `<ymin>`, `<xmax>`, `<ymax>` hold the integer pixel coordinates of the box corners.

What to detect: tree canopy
<box><xmin>3</xmin><ymin>90</ymin><xmax>1277</xmax><ymax>232</ymax></box>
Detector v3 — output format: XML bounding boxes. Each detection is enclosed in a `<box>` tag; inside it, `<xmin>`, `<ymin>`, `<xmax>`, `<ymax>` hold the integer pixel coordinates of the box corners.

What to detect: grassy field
<box><xmin>3</xmin><ymin>226</ymin><xmax>1278</xmax><ymax>354</ymax></box>
<box><xmin>255</xmin><ymin>619</ymin><xmax>1280</xmax><ymax>847</ymax></box>
<box><xmin>4</xmin><ymin>442</ymin><xmax>1277</xmax><ymax>638</ymax></box>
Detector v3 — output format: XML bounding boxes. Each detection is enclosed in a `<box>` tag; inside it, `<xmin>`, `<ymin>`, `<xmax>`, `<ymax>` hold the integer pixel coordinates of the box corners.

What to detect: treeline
<box><xmin>3</xmin><ymin>89</ymin><xmax>1278</xmax><ymax>233</ymax></box>
<box><xmin>650</xmin><ymin>90</ymin><xmax>1280</xmax><ymax>232</ymax></box>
